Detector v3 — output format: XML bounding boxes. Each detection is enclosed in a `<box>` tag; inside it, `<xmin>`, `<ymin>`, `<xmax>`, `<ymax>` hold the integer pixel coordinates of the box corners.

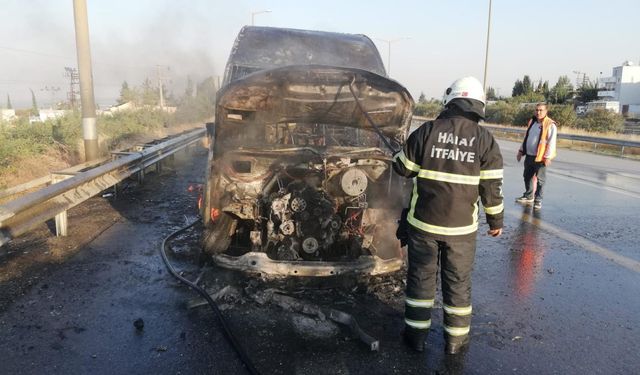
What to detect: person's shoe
<box><xmin>403</xmin><ymin>327</ymin><xmax>428</xmax><ymax>352</ymax></box>
<box><xmin>445</xmin><ymin>335</ymin><xmax>470</xmax><ymax>355</ymax></box>
<box><xmin>533</xmin><ymin>200</ymin><xmax>542</xmax><ymax>210</ymax></box>
<box><xmin>515</xmin><ymin>195</ymin><xmax>534</xmax><ymax>204</ymax></box>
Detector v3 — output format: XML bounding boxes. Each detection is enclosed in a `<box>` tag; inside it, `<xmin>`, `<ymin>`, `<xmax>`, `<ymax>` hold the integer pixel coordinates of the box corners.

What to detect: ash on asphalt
<box><xmin>0</xmin><ymin>144</ymin><xmax>476</xmax><ymax>375</ymax></box>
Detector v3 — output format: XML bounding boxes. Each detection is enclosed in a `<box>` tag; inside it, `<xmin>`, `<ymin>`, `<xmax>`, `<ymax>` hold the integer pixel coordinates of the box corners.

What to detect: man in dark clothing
<box><xmin>393</xmin><ymin>76</ymin><xmax>504</xmax><ymax>354</ymax></box>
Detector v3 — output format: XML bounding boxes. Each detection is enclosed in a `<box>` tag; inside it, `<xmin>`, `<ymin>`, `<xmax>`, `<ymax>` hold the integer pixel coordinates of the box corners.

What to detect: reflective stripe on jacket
<box><xmin>393</xmin><ymin>114</ymin><xmax>504</xmax><ymax>241</ymax></box>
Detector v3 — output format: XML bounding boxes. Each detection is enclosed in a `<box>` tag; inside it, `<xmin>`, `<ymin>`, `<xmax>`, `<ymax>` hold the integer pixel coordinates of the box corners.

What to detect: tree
<box><xmin>512</xmin><ymin>79</ymin><xmax>524</xmax><ymax>97</ymax></box>
<box><xmin>576</xmin><ymin>80</ymin><xmax>599</xmax><ymax>103</ymax></box>
<box><xmin>117</xmin><ymin>81</ymin><xmax>137</xmax><ymax>104</ymax></box>
<box><xmin>418</xmin><ymin>92</ymin><xmax>427</xmax><ymax>104</ymax></box>
<box><xmin>6</xmin><ymin>94</ymin><xmax>11</xmax><ymax>109</ymax></box>
<box><xmin>550</xmin><ymin>75</ymin><xmax>574</xmax><ymax>104</ymax></box>
<box><xmin>413</xmin><ymin>99</ymin><xmax>443</xmax><ymax>118</ymax></box>
<box><xmin>542</xmin><ymin>81</ymin><xmax>550</xmax><ymax>101</ymax></box>
<box><xmin>184</xmin><ymin>76</ymin><xmax>194</xmax><ymax>99</ymax></box>
<box><xmin>141</xmin><ymin>78</ymin><xmax>157</xmax><ymax>106</ymax></box>
<box><xmin>522</xmin><ymin>75</ymin><xmax>533</xmax><ymax>94</ymax></box>
<box><xmin>29</xmin><ymin>88</ymin><xmax>39</xmax><ymax>116</ymax></box>
<box><xmin>486</xmin><ymin>86</ymin><xmax>497</xmax><ymax>100</ymax></box>
<box><xmin>174</xmin><ymin>76</ymin><xmax>219</xmax><ymax>123</ymax></box>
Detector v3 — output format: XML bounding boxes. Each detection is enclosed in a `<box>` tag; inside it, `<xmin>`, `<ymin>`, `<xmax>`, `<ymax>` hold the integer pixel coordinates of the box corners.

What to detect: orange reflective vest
<box><xmin>521</xmin><ymin>116</ymin><xmax>557</xmax><ymax>162</ymax></box>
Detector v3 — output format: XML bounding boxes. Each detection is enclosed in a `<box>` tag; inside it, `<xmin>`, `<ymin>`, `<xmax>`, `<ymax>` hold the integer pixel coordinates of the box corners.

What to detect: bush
<box><xmin>513</xmin><ymin>104</ymin><xmax>535</xmax><ymax>127</ymax></box>
<box><xmin>173</xmin><ymin>96</ymin><xmax>215</xmax><ymax>125</ymax></box>
<box><xmin>575</xmin><ymin>109</ymin><xmax>624</xmax><ymax>133</ymax></box>
<box><xmin>486</xmin><ymin>101</ymin><xmax>540</xmax><ymax>127</ymax></box>
<box><xmin>413</xmin><ymin>101</ymin><xmax>442</xmax><ymax>118</ymax></box>
<box><xmin>99</xmin><ymin>109</ymin><xmax>170</xmax><ymax>148</ymax></box>
<box><xmin>485</xmin><ymin>101</ymin><xmax>517</xmax><ymax>125</ymax></box>
<box><xmin>548</xmin><ymin>105</ymin><xmax>576</xmax><ymax>128</ymax></box>
<box><xmin>0</xmin><ymin>119</ymin><xmax>56</xmax><ymax>169</ymax></box>
<box><xmin>509</xmin><ymin>92</ymin><xmax>546</xmax><ymax>105</ymax></box>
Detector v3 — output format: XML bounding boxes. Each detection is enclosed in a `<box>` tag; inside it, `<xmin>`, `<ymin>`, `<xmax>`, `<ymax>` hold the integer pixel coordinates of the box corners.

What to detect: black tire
<box><xmin>202</xmin><ymin>213</ymin><xmax>237</xmax><ymax>255</ymax></box>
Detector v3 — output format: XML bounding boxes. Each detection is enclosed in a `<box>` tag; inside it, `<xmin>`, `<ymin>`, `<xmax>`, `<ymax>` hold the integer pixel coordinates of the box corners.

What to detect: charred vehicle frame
<box><xmin>201</xmin><ymin>26</ymin><xmax>414</xmax><ymax>276</ymax></box>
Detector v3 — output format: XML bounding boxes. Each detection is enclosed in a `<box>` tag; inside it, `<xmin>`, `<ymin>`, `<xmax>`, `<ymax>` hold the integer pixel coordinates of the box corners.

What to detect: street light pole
<box><xmin>483</xmin><ymin>0</ymin><xmax>493</xmax><ymax>94</ymax></box>
<box><xmin>377</xmin><ymin>37</ymin><xmax>410</xmax><ymax>76</ymax></box>
<box><xmin>73</xmin><ymin>0</ymin><xmax>99</xmax><ymax>162</ymax></box>
<box><xmin>251</xmin><ymin>10</ymin><xmax>272</xmax><ymax>26</ymax></box>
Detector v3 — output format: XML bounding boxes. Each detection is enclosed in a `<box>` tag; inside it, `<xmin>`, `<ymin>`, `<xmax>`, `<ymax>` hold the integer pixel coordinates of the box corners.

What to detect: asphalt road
<box><xmin>0</xmin><ymin>139</ymin><xmax>639</xmax><ymax>374</ymax></box>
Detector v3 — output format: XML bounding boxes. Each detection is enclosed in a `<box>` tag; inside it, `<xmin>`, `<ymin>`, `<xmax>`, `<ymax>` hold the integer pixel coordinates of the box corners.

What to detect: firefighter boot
<box><xmin>445</xmin><ymin>334</ymin><xmax>470</xmax><ymax>355</ymax></box>
<box><xmin>403</xmin><ymin>326</ymin><xmax>428</xmax><ymax>352</ymax></box>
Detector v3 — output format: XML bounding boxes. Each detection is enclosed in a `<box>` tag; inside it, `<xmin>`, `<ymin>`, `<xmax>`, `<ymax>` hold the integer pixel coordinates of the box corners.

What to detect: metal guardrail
<box><xmin>0</xmin><ymin>128</ymin><xmax>206</xmax><ymax>247</ymax></box>
<box><xmin>481</xmin><ymin>124</ymin><xmax>640</xmax><ymax>149</ymax></box>
<box><xmin>411</xmin><ymin>117</ymin><xmax>640</xmax><ymax>156</ymax></box>
<box><xmin>0</xmin><ymin>157</ymin><xmax>109</xmax><ymax>200</ymax></box>
<box><xmin>482</xmin><ymin>124</ymin><xmax>640</xmax><ymax>157</ymax></box>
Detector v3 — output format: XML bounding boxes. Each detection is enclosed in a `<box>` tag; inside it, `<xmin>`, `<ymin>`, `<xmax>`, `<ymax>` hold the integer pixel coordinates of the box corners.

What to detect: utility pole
<box><xmin>573</xmin><ymin>70</ymin><xmax>586</xmax><ymax>88</ymax></box>
<box><xmin>376</xmin><ymin>37</ymin><xmax>410</xmax><ymax>76</ymax></box>
<box><xmin>73</xmin><ymin>0</ymin><xmax>99</xmax><ymax>161</ymax></box>
<box><xmin>483</xmin><ymin>0</ymin><xmax>493</xmax><ymax>93</ymax></box>
<box><xmin>251</xmin><ymin>10</ymin><xmax>271</xmax><ymax>26</ymax></box>
<box><xmin>156</xmin><ymin>65</ymin><xmax>169</xmax><ymax>110</ymax></box>
<box><xmin>64</xmin><ymin>67</ymin><xmax>79</xmax><ymax>108</ymax></box>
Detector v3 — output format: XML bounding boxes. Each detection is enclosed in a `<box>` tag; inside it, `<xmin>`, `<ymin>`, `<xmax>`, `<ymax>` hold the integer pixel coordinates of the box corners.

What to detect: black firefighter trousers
<box><xmin>404</xmin><ymin>227</ymin><xmax>476</xmax><ymax>342</ymax></box>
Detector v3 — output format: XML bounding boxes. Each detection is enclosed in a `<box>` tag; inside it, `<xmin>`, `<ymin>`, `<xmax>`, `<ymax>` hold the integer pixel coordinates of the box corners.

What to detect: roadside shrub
<box><xmin>575</xmin><ymin>109</ymin><xmax>624</xmax><ymax>133</ymax></box>
<box><xmin>100</xmin><ymin>109</ymin><xmax>169</xmax><ymax>146</ymax></box>
<box><xmin>0</xmin><ymin>119</ymin><xmax>56</xmax><ymax>169</ymax></box>
<box><xmin>485</xmin><ymin>101</ymin><xmax>517</xmax><ymax>125</ymax></box>
<box><xmin>173</xmin><ymin>96</ymin><xmax>215</xmax><ymax>124</ymax></box>
<box><xmin>513</xmin><ymin>104</ymin><xmax>535</xmax><ymax>127</ymax></box>
<box><xmin>485</xmin><ymin>101</ymin><xmax>535</xmax><ymax>127</ymax></box>
<box><xmin>508</xmin><ymin>92</ymin><xmax>546</xmax><ymax>105</ymax></box>
<box><xmin>548</xmin><ymin>105</ymin><xmax>576</xmax><ymax>128</ymax></box>
<box><xmin>51</xmin><ymin>112</ymin><xmax>83</xmax><ymax>149</ymax></box>
<box><xmin>413</xmin><ymin>101</ymin><xmax>442</xmax><ymax>118</ymax></box>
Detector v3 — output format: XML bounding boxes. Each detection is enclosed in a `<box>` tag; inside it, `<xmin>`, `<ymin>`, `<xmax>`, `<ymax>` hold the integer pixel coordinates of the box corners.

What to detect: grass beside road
<box><xmin>0</xmin><ymin>109</ymin><xmax>207</xmax><ymax>190</ymax></box>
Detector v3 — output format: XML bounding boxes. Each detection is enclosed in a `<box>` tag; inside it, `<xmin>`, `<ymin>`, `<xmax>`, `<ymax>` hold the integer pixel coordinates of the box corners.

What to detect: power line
<box><xmin>0</xmin><ymin>45</ymin><xmax>159</xmax><ymax>70</ymax></box>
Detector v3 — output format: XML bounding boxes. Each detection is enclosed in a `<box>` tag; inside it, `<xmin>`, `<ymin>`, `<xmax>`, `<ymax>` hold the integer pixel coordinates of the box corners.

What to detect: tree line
<box><xmin>413</xmin><ymin>74</ymin><xmax>623</xmax><ymax>133</ymax></box>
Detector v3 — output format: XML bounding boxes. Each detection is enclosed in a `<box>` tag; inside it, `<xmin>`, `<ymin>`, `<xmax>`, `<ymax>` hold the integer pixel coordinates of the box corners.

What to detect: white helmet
<box><xmin>442</xmin><ymin>76</ymin><xmax>486</xmax><ymax>106</ymax></box>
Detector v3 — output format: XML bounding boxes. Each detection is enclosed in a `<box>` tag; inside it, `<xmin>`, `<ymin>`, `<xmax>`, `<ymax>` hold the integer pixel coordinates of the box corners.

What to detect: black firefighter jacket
<box><xmin>393</xmin><ymin>108</ymin><xmax>504</xmax><ymax>242</ymax></box>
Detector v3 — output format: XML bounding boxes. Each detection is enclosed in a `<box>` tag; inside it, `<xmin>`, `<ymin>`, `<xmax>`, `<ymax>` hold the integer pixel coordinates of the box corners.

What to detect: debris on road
<box><xmin>249</xmin><ymin>288</ymin><xmax>380</xmax><ymax>351</ymax></box>
<box><xmin>133</xmin><ymin>318</ymin><xmax>144</xmax><ymax>331</ymax></box>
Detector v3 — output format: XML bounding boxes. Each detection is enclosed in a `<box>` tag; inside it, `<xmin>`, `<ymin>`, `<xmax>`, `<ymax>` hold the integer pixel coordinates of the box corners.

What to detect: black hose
<box><xmin>347</xmin><ymin>77</ymin><xmax>399</xmax><ymax>154</ymax></box>
<box><xmin>160</xmin><ymin>220</ymin><xmax>260</xmax><ymax>375</ymax></box>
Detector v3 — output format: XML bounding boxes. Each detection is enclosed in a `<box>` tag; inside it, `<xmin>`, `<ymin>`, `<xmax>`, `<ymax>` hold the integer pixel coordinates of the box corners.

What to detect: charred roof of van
<box><xmin>223</xmin><ymin>26</ymin><xmax>387</xmax><ymax>85</ymax></box>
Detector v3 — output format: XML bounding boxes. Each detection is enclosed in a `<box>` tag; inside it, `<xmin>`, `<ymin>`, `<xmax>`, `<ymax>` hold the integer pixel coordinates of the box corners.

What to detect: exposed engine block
<box><xmin>264</xmin><ymin>177</ymin><xmax>368</xmax><ymax>261</ymax></box>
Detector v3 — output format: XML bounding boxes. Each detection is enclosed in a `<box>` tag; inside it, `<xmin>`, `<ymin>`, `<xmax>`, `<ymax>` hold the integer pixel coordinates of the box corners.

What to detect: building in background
<box><xmin>1</xmin><ymin>109</ymin><xmax>16</xmax><ymax>122</ymax></box>
<box><xmin>597</xmin><ymin>61</ymin><xmax>640</xmax><ymax>116</ymax></box>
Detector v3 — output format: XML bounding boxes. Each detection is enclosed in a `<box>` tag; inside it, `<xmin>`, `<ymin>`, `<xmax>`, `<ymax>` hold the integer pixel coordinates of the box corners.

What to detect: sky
<box><xmin>1</xmin><ymin>0</ymin><xmax>639</xmax><ymax>109</ymax></box>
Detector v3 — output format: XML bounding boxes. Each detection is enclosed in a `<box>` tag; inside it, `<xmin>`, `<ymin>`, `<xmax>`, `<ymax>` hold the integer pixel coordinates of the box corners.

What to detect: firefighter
<box><xmin>393</xmin><ymin>76</ymin><xmax>504</xmax><ymax>354</ymax></box>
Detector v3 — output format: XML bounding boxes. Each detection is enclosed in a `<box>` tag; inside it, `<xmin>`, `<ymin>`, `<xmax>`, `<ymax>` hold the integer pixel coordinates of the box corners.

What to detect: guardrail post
<box><xmin>55</xmin><ymin>211</ymin><xmax>68</xmax><ymax>237</ymax></box>
<box><xmin>51</xmin><ymin>173</ymin><xmax>73</xmax><ymax>237</ymax></box>
<box><xmin>138</xmin><ymin>167</ymin><xmax>145</xmax><ymax>184</ymax></box>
